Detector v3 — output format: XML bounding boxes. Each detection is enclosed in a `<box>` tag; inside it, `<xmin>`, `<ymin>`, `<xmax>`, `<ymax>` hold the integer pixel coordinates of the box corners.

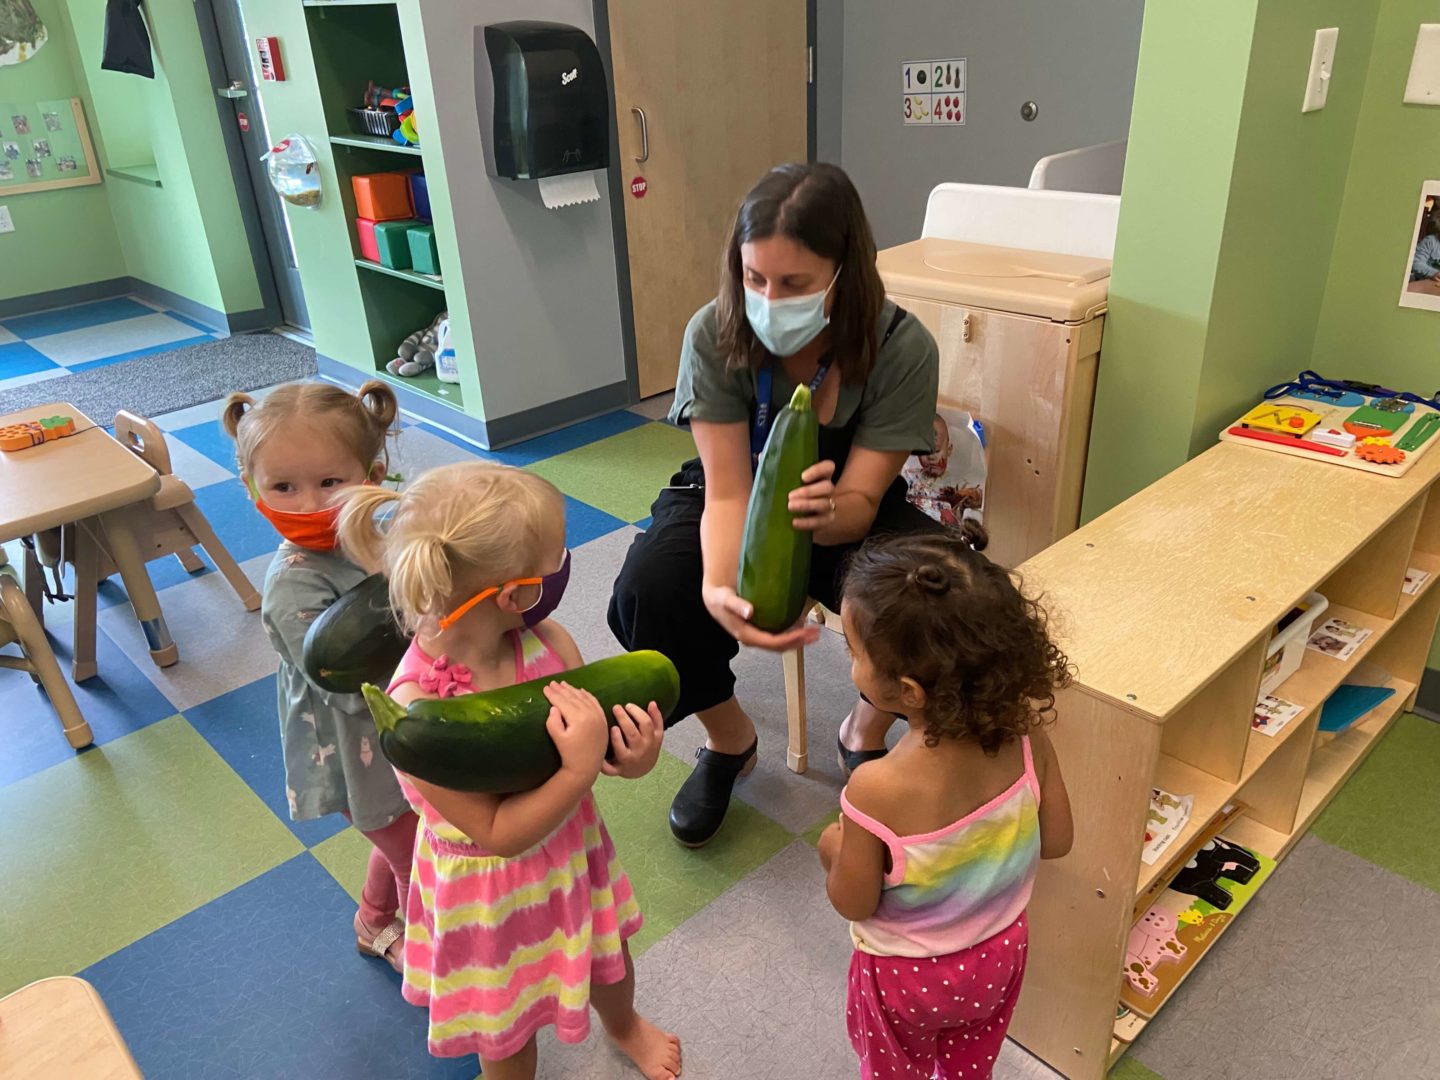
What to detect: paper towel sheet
<box><xmin>539</xmin><ymin>171</ymin><xmax>601</xmax><ymax>209</ymax></box>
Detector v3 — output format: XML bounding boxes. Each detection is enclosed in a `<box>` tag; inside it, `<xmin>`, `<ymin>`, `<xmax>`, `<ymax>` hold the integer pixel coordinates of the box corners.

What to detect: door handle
<box><xmin>631</xmin><ymin>106</ymin><xmax>649</xmax><ymax>164</ymax></box>
<box><xmin>216</xmin><ymin>80</ymin><xmax>249</xmax><ymax>100</ymax></box>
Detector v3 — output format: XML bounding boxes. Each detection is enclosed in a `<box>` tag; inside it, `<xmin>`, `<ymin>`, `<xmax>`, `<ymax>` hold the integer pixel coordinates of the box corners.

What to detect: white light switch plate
<box><xmin>1302</xmin><ymin>27</ymin><xmax>1339</xmax><ymax>113</ymax></box>
<box><xmin>0</xmin><ymin>205</ymin><xmax>12</xmax><ymax>233</ymax></box>
<box><xmin>1404</xmin><ymin>24</ymin><xmax>1440</xmax><ymax>105</ymax></box>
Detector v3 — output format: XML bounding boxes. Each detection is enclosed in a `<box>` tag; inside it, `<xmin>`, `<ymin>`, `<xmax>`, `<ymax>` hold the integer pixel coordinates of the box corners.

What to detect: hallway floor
<box><xmin>4</xmin><ymin>338</ymin><xmax>1439</xmax><ymax>1078</ymax></box>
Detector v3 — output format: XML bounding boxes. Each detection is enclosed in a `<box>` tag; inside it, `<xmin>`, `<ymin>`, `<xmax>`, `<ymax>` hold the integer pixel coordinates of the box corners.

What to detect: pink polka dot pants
<box><xmin>846</xmin><ymin>913</ymin><xmax>1028</xmax><ymax>1079</ymax></box>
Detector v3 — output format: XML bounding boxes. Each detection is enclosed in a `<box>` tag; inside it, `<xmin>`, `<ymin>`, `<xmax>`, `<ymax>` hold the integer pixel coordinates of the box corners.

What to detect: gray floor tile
<box><xmin>389</xmin><ymin>425</ymin><xmax>489</xmax><ymax>482</ymax></box>
<box><xmin>536</xmin><ymin>840</ymin><xmax>1060</xmax><ymax>1080</ymax></box>
<box><xmin>163</xmin><ymin>434</ymin><xmax>235</xmax><ymax>491</ymax></box>
<box><xmin>97</xmin><ymin>552</ymin><xmax>276</xmax><ymax>711</ymax></box>
<box><xmin>628</xmin><ymin>392</ymin><xmax>675</xmax><ymax>422</ymax></box>
<box><xmin>1131</xmin><ymin>835</ymin><xmax>1440</xmax><ymax>1080</ymax></box>
<box><xmin>554</xmin><ymin>525</ymin><xmax>641</xmax><ymax>665</ymax></box>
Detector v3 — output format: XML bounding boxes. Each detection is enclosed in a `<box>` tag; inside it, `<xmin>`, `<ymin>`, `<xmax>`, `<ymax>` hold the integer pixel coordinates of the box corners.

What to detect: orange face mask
<box><xmin>247</xmin><ymin>476</ymin><xmax>356</xmax><ymax>552</ymax></box>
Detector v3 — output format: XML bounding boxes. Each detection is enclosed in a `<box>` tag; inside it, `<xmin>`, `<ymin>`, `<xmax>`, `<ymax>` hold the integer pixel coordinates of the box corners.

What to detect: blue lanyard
<box><xmin>752</xmin><ymin>360</ymin><xmax>830</xmax><ymax>459</ymax></box>
<box><xmin>1264</xmin><ymin>370</ymin><xmax>1440</xmax><ymax>411</ymax></box>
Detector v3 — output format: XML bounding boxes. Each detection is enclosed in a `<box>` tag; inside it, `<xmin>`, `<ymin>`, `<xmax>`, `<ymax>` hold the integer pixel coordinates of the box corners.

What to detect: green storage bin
<box><xmin>374</xmin><ymin>219</ymin><xmax>422</xmax><ymax>270</ymax></box>
<box><xmin>408</xmin><ymin>226</ymin><xmax>441</xmax><ymax>276</ymax></box>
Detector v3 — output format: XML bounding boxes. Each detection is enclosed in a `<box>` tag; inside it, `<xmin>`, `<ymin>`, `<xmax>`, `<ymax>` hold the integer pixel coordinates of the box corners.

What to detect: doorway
<box><xmin>607</xmin><ymin>0</ymin><xmax>810</xmax><ymax>398</ymax></box>
<box><xmin>199</xmin><ymin>0</ymin><xmax>310</xmax><ymax>333</ymax></box>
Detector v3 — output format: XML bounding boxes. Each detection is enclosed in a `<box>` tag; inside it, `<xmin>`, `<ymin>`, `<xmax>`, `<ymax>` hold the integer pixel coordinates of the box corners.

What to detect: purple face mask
<box><xmin>521</xmin><ymin>548</ymin><xmax>571</xmax><ymax>627</ymax></box>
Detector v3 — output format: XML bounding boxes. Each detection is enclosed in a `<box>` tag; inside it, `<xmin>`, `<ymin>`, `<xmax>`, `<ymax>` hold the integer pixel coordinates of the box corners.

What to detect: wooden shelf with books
<box><xmin>1008</xmin><ymin>442</ymin><xmax>1440</xmax><ymax>1078</ymax></box>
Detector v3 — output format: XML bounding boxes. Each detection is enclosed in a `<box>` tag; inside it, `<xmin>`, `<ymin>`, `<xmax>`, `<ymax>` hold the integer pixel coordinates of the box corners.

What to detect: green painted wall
<box><xmin>1084</xmin><ymin>0</ymin><xmax>1381</xmax><ymax>517</ymax></box>
<box><xmin>0</xmin><ymin>0</ymin><xmax>125</xmax><ymax>299</ymax></box>
<box><xmin>1311</xmin><ymin>0</ymin><xmax>1440</xmax><ymax>666</ymax></box>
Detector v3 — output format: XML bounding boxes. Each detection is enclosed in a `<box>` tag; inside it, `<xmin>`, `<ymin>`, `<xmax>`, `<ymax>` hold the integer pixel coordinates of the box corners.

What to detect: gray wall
<box><xmin>414</xmin><ymin>0</ymin><xmax>627</xmax><ymax>422</ymax></box>
<box><xmin>820</xmin><ymin>0</ymin><xmax>1144</xmax><ymax>248</ymax></box>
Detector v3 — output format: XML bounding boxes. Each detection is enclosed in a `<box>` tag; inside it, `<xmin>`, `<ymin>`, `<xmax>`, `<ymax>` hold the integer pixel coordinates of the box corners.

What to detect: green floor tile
<box><xmin>310</xmin><ymin>826</ymin><xmax>375</xmax><ymax>904</ymax></box>
<box><xmin>1110</xmin><ymin>1056</ymin><xmax>1164</xmax><ymax>1079</ymax></box>
<box><xmin>594</xmin><ymin>754</ymin><xmax>793</xmax><ymax>955</ymax></box>
<box><xmin>0</xmin><ymin>717</ymin><xmax>302</xmax><ymax>995</ymax></box>
<box><xmin>802</xmin><ymin>809</ymin><xmax>839</xmax><ymax>847</ymax></box>
<box><xmin>1312</xmin><ymin>712</ymin><xmax>1440</xmax><ymax>893</ymax></box>
<box><xmin>528</xmin><ymin>422</ymin><xmax>695</xmax><ymax>523</ymax></box>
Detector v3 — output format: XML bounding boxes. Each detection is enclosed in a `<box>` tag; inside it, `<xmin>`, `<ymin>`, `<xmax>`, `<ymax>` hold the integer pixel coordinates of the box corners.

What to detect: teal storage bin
<box><xmin>408</xmin><ymin>226</ymin><xmax>441</xmax><ymax>276</ymax></box>
<box><xmin>374</xmin><ymin>219</ymin><xmax>421</xmax><ymax>269</ymax></box>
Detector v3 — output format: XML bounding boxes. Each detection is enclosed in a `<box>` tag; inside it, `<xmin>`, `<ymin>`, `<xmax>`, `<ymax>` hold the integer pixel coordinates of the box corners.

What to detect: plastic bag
<box><xmin>902</xmin><ymin>406</ymin><xmax>987</xmax><ymax>528</ymax></box>
<box><xmin>261</xmin><ymin>135</ymin><xmax>322</xmax><ymax>208</ymax></box>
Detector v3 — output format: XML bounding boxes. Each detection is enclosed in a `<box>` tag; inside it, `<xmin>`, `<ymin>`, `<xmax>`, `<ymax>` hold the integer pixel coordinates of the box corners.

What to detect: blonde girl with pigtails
<box><xmin>222</xmin><ymin>380</ymin><xmax>418</xmax><ymax>975</ymax></box>
<box><xmin>337</xmin><ymin>461</ymin><xmax>680</xmax><ymax>1080</ymax></box>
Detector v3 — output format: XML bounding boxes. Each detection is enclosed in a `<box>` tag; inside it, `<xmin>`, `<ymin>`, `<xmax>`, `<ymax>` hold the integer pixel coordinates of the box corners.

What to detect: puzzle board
<box><xmin>1219</xmin><ymin>392</ymin><xmax>1440</xmax><ymax>477</ymax></box>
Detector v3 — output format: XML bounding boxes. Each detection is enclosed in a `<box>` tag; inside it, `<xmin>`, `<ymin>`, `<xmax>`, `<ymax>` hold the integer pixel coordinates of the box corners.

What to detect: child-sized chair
<box><xmin>36</xmin><ymin>411</ymin><xmax>260</xmax><ymax>618</ymax></box>
<box><xmin>0</xmin><ymin>547</ymin><xmax>90</xmax><ymax>748</ymax></box>
<box><xmin>780</xmin><ymin>598</ymin><xmax>843</xmax><ymax>775</ymax></box>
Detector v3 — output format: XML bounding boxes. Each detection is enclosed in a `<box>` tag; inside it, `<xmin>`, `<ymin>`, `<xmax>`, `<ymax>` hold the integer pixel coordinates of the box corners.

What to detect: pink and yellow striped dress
<box><xmin>387</xmin><ymin>629</ymin><xmax>643</xmax><ymax>1061</ymax></box>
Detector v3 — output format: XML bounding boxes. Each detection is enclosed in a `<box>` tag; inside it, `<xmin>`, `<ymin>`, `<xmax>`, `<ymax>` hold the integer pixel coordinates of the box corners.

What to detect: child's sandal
<box><xmin>356</xmin><ymin>917</ymin><xmax>405</xmax><ymax>973</ymax></box>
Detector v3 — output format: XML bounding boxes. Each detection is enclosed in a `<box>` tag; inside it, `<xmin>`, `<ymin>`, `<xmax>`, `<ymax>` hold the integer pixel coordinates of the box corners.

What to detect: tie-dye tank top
<box><xmin>840</xmin><ymin>736</ymin><xmax>1041</xmax><ymax>958</ymax></box>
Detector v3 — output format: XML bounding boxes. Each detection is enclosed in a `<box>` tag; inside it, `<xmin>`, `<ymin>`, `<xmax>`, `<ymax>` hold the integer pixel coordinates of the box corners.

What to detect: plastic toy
<box><xmin>1355</xmin><ymin>439</ymin><xmax>1405</xmax><ymax>465</ymax></box>
<box><xmin>1311</xmin><ymin>427</ymin><xmax>1357</xmax><ymax>451</ymax></box>
<box><xmin>1226</xmin><ymin>426</ymin><xmax>1343</xmax><ymax>456</ymax></box>
<box><xmin>387</xmin><ymin>310</ymin><xmax>447</xmax><ymax>377</ymax></box>
<box><xmin>1397</xmin><ymin>412</ymin><xmax>1440</xmax><ymax>452</ymax></box>
<box><xmin>0</xmin><ymin>414</ymin><xmax>76</xmax><ymax>452</ymax></box>
<box><xmin>1239</xmin><ymin>403</ymin><xmax>1321</xmax><ymax>436</ymax></box>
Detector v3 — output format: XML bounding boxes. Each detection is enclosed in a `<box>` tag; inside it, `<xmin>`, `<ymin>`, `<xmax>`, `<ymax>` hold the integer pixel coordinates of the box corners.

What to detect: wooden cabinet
<box><xmin>1009</xmin><ymin>439</ymin><xmax>1440</xmax><ymax>1077</ymax></box>
<box><xmin>878</xmin><ymin>238</ymin><xmax>1109</xmax><ymax>569</ymax></box>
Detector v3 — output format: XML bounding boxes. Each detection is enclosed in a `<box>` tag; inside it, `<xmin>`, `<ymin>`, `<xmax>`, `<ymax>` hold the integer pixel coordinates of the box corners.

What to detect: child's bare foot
<box><xmin>606</xmin><ymin>1013</ymin><xmax>681</xmax><ymax>1079</ymax></box>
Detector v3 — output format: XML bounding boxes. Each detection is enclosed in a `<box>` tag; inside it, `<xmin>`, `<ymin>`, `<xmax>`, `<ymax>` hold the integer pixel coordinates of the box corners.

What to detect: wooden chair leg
<box><xmin>22</xmin><ymin>543</ymin><xmax>44</xmax><ymax>631</ymax></box>
<box><xmin>783</xmin><ymin>645</ymin><xmax>808</xmax><ymax>774</ymax></box>
<box><xmin>175</xmin><ymin>547</ymin><xmax>205</xmax><ymax>573</ymax></box>
<box><xmin>2</xmin><ymin>578</ymin><xmax>91</xmax><ymax>748</ymax></box>
<box><xmin>176</xmin><ymin>503</ymin><xmax>261</xmax><ymax>612</ymax></box>
<box><xmin>71</xmin><ymin>520</ymin><xmax>100</xmax><ymax>682</ymax></box>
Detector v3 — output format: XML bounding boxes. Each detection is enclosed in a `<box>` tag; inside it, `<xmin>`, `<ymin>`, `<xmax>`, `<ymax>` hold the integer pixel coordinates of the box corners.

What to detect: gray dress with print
<box><xmin>261</xmin><ymin>543</ymin><xmax>409</xmax><ymax>832</ymax></box>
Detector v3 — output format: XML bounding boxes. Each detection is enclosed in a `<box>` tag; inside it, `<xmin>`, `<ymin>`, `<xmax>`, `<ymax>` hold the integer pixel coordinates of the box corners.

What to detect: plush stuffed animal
<box><xmin>387</xmin><ymin>310</ymin><xmax>447</xmax><ymax>377</ymax></box>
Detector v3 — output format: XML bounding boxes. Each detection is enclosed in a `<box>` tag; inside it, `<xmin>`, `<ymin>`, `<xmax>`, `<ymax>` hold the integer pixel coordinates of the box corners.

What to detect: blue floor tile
<box><xmin>165</xmin><ymin>309</ymin><xmax>224</xmax><ymax>335</ymax></box>
<box><xmin>634</xmin><ymin>516</ymin><xmax>653</xmax><ymax>531</ymax></box>
<box><xmin>82</xmin><ymin>854</ymin><xmax>476</xmax><ymax>1080</ymax></box>
<box><xmin>192</xmin><ymin>480</ymin><xmax>285</xmax><ymax>565</ymax></box>
<box><xmin>563</xmin><ymin>495</ymin><xmax>627</xmax><ymax>548</ymax></box>
<box><xmin>185</xmin><ymin>675</ymin><xmax>346</xmax><ymax>847</ymax></box>
<box><xmin>417</xmin><ymin>408</ymin><xmax>650</xmax><ymax>468</ymax></box>
<box><xmin>67</xmin><ymin>334</ymin><xmax>214</xmax><ymax>373</ymax></box>
<box><xmin>172</xmin><ymin>419</ymin><xmax>241</xmax><ymax>473</ymax></box>
<box><xmin>0</xmin><ymin>625</ymin><xmax>176</xmax><ymax>788</ymax></box>
<box><xmin>1</xmin><ymin>297</ymin><xmax>156</xmax><ymax>340</ymax></box>
<box><xmin>0</xmin><ymin>340</ymin><xmax>63</xmax><ymax>380</ymax></box>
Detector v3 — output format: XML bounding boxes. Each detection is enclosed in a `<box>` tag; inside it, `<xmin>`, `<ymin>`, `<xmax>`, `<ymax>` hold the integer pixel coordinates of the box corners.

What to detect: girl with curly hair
<box><xmin>817</xmin><ymin>532</ymin><xmax>1074</xmax><ymax>1080</ymax></box>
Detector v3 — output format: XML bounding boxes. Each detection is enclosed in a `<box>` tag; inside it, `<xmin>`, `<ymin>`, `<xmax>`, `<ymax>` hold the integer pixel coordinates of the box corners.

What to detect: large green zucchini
<box><xmin>736</xmin><ymin>383</ymin><xmax>819</xmax><ymax>632</ymax></box>
<box><xmin>302</xmin><ymin>573</ymin><xmax>408</xmax><ymax>694</ymax></box>
<box><xmin>361</xmin><ymin>650</ymin><xmax>681</xmax><ymax>793</ymax></box>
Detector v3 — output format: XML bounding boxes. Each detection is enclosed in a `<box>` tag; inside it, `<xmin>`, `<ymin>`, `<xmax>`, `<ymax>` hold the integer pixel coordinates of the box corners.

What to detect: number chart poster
<box><xmin>903</xmin><ymin>58</ymin><xmax>966</xmax><ymax>126</ymax></box>
<box><xmin>0</xmin><ymin>97</ymin><xmax>100</xmax><ymax>192</ymax></box>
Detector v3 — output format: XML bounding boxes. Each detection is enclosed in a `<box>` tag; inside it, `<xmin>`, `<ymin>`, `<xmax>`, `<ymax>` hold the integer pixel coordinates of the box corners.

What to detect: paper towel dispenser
<box><xmin>477</xmin><ymin>20</ymin><xmax>610</xmax><ymax>180</ymax></box>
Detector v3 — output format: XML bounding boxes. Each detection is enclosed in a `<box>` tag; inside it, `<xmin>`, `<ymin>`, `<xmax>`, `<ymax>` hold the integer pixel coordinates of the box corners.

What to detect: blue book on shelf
<box><xmin>1318</xmin><ymin>684</ymin><xmax>1394</xmax><ymax>733</ymax></box>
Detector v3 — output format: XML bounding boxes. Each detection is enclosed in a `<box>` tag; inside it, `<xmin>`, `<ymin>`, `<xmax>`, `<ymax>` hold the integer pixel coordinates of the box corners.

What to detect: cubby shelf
<box><xmin>1010</xmin><ymin>441</ymin><xmax>1440</xmax><ymax>1078</ymax></box>
<box><xmin>355</xmin><ymin>258</ymin><xmax>444</xmax><ymax>290</ymax></box>
<box><xmin>330</xmin><ymin>134</ymin><xmax>422</xmax><ymax>156</ymax></box>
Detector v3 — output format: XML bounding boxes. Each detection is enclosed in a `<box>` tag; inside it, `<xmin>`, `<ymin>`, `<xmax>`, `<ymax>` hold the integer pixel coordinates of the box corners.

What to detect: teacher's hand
<box><xmin>702</xmin><ymin>582</ymin><xmax>821</xmax><ymax>652</ymax></box>
<box><xmin>788</xmin><ymin>460</ymin><xmax>838</xmax><ymax>532</ymax></box>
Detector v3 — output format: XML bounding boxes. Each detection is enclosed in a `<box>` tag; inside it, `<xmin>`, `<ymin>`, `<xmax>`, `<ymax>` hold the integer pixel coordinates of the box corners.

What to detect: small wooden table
<box><xmin>0</xmin><ymin>977</ymin><xmax>143</xmax><ymax>1079</ymax></box>
<box><xmin>0</xmin><ymin>403</ymin><xmax>178</xmax><ymax>684</ymax></box>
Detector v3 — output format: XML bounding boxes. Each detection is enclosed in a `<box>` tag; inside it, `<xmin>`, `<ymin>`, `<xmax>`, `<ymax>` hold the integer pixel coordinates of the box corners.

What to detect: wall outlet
<box><xmin>0</xmin><ymin>205</ymin><xmax>12</xmax><ymax>233</ymax></box>
<box><xmin>1302</xmin><ymin>27</ymin><xmax>1339</xmax><ymax>113</ymax></box>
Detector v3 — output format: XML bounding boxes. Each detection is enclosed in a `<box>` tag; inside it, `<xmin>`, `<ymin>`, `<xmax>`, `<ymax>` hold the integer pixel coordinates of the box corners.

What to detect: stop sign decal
<box><xmin>630</xmin><ymin>176</ymin><xmax>648</xmax><ymax>198</ymax></box>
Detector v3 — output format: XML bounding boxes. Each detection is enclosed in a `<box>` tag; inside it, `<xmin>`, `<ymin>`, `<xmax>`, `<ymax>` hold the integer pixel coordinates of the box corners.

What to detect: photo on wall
<box><xmin>1399</xmin><ymin>180</ymin><xmax>1440</xmax><ymax>312</ymax></box>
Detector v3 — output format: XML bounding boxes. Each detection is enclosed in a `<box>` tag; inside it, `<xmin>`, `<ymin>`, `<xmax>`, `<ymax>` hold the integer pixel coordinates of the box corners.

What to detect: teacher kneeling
<box><xmin>609</xmin><ymin>162</ymin><xmax>948</xmax><ymax>847</ymax></box>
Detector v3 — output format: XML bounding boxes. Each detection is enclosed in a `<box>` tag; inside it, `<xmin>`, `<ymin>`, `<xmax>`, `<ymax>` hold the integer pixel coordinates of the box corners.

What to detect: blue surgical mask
<box><xmin>744</xmin><ymin>267</ymin><xmax>841</xmax><ymax>357</ymax></box>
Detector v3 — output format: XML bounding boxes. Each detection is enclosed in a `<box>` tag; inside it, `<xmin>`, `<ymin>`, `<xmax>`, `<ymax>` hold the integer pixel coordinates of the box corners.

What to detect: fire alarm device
<box><xmin>256</xmin><ymin>37</ymin><xmax>286</xmax><ymax>82</ymax></box>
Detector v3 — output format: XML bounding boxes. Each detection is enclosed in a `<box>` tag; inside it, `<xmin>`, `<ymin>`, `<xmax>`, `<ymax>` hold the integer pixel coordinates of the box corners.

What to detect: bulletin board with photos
<box><xmin>0</xmin><ymin>97</ymin><xmax>100</xmax><ymax>194</ymax></box>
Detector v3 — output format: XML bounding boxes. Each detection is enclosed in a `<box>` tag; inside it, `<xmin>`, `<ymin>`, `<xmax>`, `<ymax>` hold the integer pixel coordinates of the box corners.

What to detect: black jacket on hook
<box><xmin>101</xmin><ymin>0</ymin><xmax>154</xmax><ymax>78</ymax></box>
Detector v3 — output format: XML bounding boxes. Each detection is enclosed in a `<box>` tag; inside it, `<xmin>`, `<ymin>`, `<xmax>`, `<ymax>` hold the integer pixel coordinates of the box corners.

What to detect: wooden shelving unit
<box><xmin>1009</xmin><ymin>439</ymin><xmax>1440</xmax><ymax>1078</ymax></box>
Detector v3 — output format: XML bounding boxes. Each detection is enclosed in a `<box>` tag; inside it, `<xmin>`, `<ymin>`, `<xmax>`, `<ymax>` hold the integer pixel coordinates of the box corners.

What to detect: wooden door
<box><xmin>609</xmin><ymin>0</ymin><xmax>809</xmax><ymax>398</ymax></box>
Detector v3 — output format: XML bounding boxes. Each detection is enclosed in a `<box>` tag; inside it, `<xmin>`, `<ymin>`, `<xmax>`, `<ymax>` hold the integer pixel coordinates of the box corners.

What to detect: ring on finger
<box><xmin>828</xmin><ymin>496</ymin><xmax>836</xmax><ymax>516</ymax></box>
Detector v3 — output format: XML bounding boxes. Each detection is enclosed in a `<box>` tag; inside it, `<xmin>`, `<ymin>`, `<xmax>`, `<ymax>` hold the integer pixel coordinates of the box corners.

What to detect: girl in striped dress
<box><xmin>339</xmin><ymin>462</ymin><xmax>681</xmax><ymax>1080</ymax></box>
<box><xmin>818</xmin><ymin>533</ymin><xmax>1075</xmax><ymax>1080</ymax></box>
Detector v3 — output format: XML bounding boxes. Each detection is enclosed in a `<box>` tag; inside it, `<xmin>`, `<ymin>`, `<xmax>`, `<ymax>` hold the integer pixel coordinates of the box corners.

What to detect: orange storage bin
<box><xmin>351</xmin><ymin>172</ymin><xmax>414</xmax><ymax>222</ymax></box>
